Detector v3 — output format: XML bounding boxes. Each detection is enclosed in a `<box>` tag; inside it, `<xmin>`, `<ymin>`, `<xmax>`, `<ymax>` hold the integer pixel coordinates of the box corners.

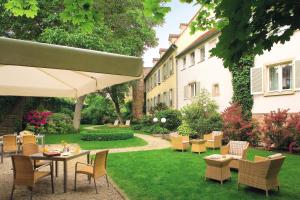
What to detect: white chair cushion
<box><xmin>229</xmin><ymin>141</ymin><xmax>248</xmax><ymax>156</ymax></box>
<box><xmin>226</xmin><ymin>154</ymin><xmax>242</xmax><ymax>160</ymax></box>
<box><xmin>207</xmin><ymin>139</ymin><xmax>214</xmax><ymax>142</ymax></box>
<box><xmin>268</xmin><ymin>153</ymin><xmax>283</xmax><ymax>159</ymax></box>
<box><xmin>211</xmin><ymin>131</ymin><xmax>222</xmax><ymax>140</ymax></box>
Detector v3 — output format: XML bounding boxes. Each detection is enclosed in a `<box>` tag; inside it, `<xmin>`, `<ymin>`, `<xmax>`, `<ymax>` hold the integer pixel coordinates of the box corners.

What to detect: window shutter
<box><xmin>184</xmin><ymin>86</ymin><xmax>188</xmax><ymax>99</ymax></box>
<box><xmin>195</xmin><ymin>82</ymin><xmax>201</xmax><ymax>96</ymax></box>
<box><xmin>250</xmin><ymin>67</ymin><xmax>263</xmax><ymax>94</ymax></box>
<box><xmin>295</xmin><ymin>60</ymin><xmax>300</xmax><ymax>90</ymax></box>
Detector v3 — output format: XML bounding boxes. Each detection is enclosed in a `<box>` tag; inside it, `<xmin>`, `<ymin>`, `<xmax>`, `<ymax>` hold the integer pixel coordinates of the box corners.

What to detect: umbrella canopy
<box><xmin>0</xmin><ymin>37</ymin><xmax>143</xmax><ymax>98</ymax></box>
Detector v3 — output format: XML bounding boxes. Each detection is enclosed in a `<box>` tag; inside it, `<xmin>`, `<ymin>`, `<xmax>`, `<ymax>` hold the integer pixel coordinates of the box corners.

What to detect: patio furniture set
<box><xmin>0</xmin><ymin>131</ymin><xmax>110</xmax><ymax>200</ymax></box>
<box><xmin>170</xmin><ymin>131</ymin><xmax>286</xmax><ymax>197</ymax></box>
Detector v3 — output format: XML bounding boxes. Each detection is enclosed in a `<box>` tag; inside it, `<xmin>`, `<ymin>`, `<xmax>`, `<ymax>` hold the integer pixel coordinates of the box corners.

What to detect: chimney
<box><xmin>179</xmin><ymin>23</ymin><xmax>188</xmax><ymax>33</ymax></box>
<box><xmin>152</xmin><ymin>58</ymin><xmax>159</xmax><ymax>66</ymax></box>
<box><xmin>159</xmin><ymin>48</ymin><xmax>167</xmax><ymax>57</ymax></box>
<box><xmin>168</xmin><ymin>34</ymin><xmax>179</xmax><ymax>44</ymax></box>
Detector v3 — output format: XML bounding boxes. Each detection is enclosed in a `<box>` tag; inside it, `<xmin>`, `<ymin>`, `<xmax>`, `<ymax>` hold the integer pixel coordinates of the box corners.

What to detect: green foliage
<box><xmin>181</xmin><ymin>89</ymin><xmax>222</xmax><ymax>137</ymax></box>
<box><xmin>5</xmin><ymin>0</ymin><xmax>39</xmax><ymax>18</ymax></box>
<box><xmin>47</xmin><ymin>113</ymin><xmax>75</xmax><ymax>134</ymax></box>
<box><xmin>155</xmin><ymin>109</ymin><xmax>182</xmax><ymax>131</ymax></box>
<box><xmin>152</xmin><ymin>102</ymin><xmax>168</xmax><ymax>113</ymax></box>
<box><xmin>81</xmin><ymin>94</ymin><xmax>116</xmax><ymax>125</ymax></box>
<box><xmin>0</xmin><ymin>96</ymin><xmax>20</xmax><ymax>122</ymax></box>
<box><xmin>122</xmin><ymin>101</ymin><xmax>133</xmax><ymax>120</ymax></box>
<box><xmin>81</xmin><ymin>130</ymin><xmax>134</xmax><ymax>141</ymax></box>
<box><xmin>229</xmin><ymin>55</ymin><xmax>254</xmax><ymax>120</ymax></box>
<box><xmin>144</xmin><ymin>0</ymin><xmax>300</xmax><ymax>68</ymax></box>
<box><xmin>177</xmin><ymin>121</ymin><xmax>195</xmax><ymax>136</ymax></box>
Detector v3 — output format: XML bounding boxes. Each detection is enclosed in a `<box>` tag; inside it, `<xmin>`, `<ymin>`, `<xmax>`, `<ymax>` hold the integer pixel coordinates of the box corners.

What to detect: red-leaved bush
<box><xmin>262</xmin><ymin>109</ymin><xmax>292</xmax><ymax>149</ymax></box>
<box><xmin>287</xmin><ymin>112</ymin><xmax>300</xmax><ymax>145</ymax></box>
<box><xmin>25</xmin><ymin>110</ymin><xmax>52</xmax><ymax>128</ymax></box>
<box><xmin>221</xmin><ymin>103</ymin><xmax>259</xmax><ymax>146</ymax></box>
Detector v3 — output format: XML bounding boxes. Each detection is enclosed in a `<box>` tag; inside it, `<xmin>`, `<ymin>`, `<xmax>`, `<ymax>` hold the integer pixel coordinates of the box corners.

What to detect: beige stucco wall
<box><xmin>253</xmin><ymin>31</ymin><xmax>300</xmax><ymax>114</ymax></box>
<box><xmin>145</xmin><ymin>51</ymin><xmax>177</xmax><ymax>112</ymax></box>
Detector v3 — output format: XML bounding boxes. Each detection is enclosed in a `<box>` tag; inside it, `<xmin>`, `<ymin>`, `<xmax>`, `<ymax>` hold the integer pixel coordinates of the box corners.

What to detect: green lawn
<box><xmin>45</xmin><ymin>126</ymin><xmax>147</xmax><ymax>150</ymax></box>
<box><xmin>107</xmin><ymin>148</ymin><xmax>300</xmax><ymax>200</ymax></box>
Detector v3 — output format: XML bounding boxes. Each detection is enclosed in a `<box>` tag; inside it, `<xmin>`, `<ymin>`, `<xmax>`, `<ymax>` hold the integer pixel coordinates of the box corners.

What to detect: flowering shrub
<box><xmin>222</xmin><ymin>103</ymin><xmax>259</xmax><ymax>146</ymax></box>
<box><xmin>262</xmin><ymin>109</ymin><xmax>292</xmax><ymax>149</ymax></box>
<box><xmin>25</xmin><ymin>110</ymin><xmax>52</xmax><ymax>134</ymax></box>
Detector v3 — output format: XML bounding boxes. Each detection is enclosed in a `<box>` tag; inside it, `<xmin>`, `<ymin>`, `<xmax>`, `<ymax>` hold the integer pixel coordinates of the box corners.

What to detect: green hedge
<box><xmin>81</xmin><ymin>131</ymin><xmax>134</xmax><ymax>141</ymax></box>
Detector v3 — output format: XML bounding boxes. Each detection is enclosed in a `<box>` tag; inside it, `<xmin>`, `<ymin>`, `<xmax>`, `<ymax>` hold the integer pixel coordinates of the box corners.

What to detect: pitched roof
<box><xmin>176</xmin><ymin>29</ymin><xmax>219</xmax><ymax>58</ymax></box>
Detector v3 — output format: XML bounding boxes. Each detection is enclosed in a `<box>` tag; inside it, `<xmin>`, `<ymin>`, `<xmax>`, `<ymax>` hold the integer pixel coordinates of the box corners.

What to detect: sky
<box><xmin>142</xmin><ymin>0</ymin><xmax>200</xmax><ymax>67</ymax></box>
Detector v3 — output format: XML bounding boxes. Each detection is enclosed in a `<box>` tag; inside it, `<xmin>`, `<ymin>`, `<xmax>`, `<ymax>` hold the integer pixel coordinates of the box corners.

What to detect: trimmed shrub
<box><xmin>155</xmin><ymin>109</ymin><xmax>182</xmax><ymax>131</ymax></box>
<box><xmin>287</xmin><ymin>112</ymin><xmax>300</xmax><ymax>145</ymax></box>
<box><xmin>81</xmin><ymin>131</ymin><xmax>134</xmax><ymax>141</ymax></box>
<box><xmin>46</xmin><ymin>113</ymin><xmax>75</xmax><ymax>134</ymax></box>
<box><xmin>222</xmin><ymin>103</ymin><xmax>259</xmax><ymax>146</ymax></box>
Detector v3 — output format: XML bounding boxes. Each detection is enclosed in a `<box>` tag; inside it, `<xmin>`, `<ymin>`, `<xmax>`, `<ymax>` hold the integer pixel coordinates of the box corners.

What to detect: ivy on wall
<box><xmin>227</xmin><ymin>54</ymin><xmax>254</xmax><ymax>120</ymax></box>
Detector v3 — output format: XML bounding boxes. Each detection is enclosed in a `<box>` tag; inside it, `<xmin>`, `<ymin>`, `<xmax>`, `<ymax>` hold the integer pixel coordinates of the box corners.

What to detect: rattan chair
<box><xmin>23</xmin><ymin>143</ymin><xmax>51</xmax><ymax>168</ymax></box>
<box><xmin>74</xmin><ymin>150</ymin><xmax>109</xmax><ymax>193</ymax></box>
<box><xmin>170</xmin><ymin>136</ymin><xmax>190</xmax><ymax>152</ymax></box>
<box><xmin>238</xmin><ymin>154</ymin><xmax>285</xmax><ymax>197</ymax></box>
<box><xmin>11</xmin><ymin>155</ymin><xmax>54</xmax><ymax>200</ymax></box>
<box><xmin>3</xmin><ymin>135</ymin><xmax>18</xmax><ymax>156</ymax></box>
<box><xmin>220</xmin><ymin>140</ymin><xmax>249</xmax><ymax>169</ymax></box>
<box><xmin>22</xmin><ymin>135</ymin><xmax>36</xmax><ymax>145</ymax></box>
<box><xmin>204</xmin><ymin>131</ymin><xmax>223</xmax><ymax>149</ymax></box>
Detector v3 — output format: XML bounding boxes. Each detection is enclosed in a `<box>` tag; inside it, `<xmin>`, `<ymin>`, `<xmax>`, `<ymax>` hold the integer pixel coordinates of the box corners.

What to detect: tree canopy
<box><xmin>143</xmin><ymin>0</ymin><xmax>300</xmax><ymax>67</ymax></box>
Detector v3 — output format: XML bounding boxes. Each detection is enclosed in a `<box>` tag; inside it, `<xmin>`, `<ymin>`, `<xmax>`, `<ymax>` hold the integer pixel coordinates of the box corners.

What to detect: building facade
<box><xmin>176</xmin><ymin>29</ymin><xmax>233</xmax><ymax>111</ymax></box>
<box><xmin>251</xmin><ymin>30</ymin><xmax>300</xmax><ymax>120</ymax></box>
<box><xmin>145</xmin><ymin>45</ymin><xmax>177</xmax><ymax>113</ymax></box>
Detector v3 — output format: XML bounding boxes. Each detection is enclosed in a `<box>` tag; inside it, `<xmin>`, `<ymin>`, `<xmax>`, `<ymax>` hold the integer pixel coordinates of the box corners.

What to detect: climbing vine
<box><xmin>227</xmin><ymin>54</ymin><xmax>254</xmax><ymax>120</ymax></box>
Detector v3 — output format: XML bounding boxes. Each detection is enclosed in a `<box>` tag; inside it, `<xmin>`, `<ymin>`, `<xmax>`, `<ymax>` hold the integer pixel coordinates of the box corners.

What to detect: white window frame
<box><xmin>199</xmin><ymin>46</ymin><xmax>205</xmax><ymax>63</ymax></box>
<box><xmin>182</xmin><ymin>56</ymin><xmax>187</xmax><ymax>70</ymax></box>
<box><xmin>267</xmin><ymin>62</ymin><xmax>294</xmax><ymax>93</ymax></box>
<box><xmin>190</xmin><ymin>51</ymin><xmax>195</xmax><ymax>66</ymax></box>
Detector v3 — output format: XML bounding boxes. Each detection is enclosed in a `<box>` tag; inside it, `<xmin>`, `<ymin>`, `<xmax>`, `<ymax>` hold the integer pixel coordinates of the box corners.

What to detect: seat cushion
<box><xmin>211</xmin><ymin>131</ymin><xmax>222</xmax><ymax>140</ymax></box>
<box><xmin>268</xmin><ymin>153</ymin><xmax>283</xmax><ymax>159</ymax></box>
<box><xmin>34</xmin><ymin>171</ymin><xmax>51</xmax><ymax>182</ymax></box>
<box><xmin>226</xmin><ymin>154</ymin><xmax>242</xmax><ymax>160</ymax></box>
<box><xmin>207</xmin><ymin>139</ymin><xmax>214</xmax><ymax>142</ymax></box>
<box><xmin>77</xmin><ymin>165</ymin><xmax>93</xmax><ymax>175</ymax></box>
<box><xmin>229</xmin><ymin>141</ymin><xmax>248</xmax><ymax>156</ymax></box>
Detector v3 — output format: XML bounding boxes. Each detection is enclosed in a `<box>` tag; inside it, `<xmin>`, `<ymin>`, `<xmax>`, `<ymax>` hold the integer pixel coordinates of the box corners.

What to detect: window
<box><xmin>183</xmin><ymin>56</ymin><xmax>187</xmax><ymax>69</ymax></box>
<box><xmin>190</xmin><ymin>52</ymin><xmax>195</xmax><ymax>66</ymax></box>
<box><xmin>199</xmin><ymin>46</ymin><xmax>205</xmax><ymax>62</ymax></box>
<box><xmin>212</xmin><ymin>84</ymin><xmax>220</xmax><ymax>97</ymax></box>
<box><xmin>190</xmin><ymin>82</ymin><xmax>197</xmax><ymax>97</ymax></box>
<box><xmin>163</xmin><ymin>92</ymin><xmax>167</xmax><ymax>105</ymax></box>
<box><xmin>157</xmin><ymin>94</ymin><xmax>161</xmax><ymax>103</ymax></box>
<box><xmin>268</xmin><ymin>63</ymin><xmax>293</xmax><ymax>92</ymax></box>
<box><xmin>169</xmin><ymin>58</ymin><xmax>174</xmax><ymax>75</ymax></box>
<box><xmin>169</xmin><ymin>89</ymin><xmax>173</xmax><ymax>107</ymax></box>
<box><xmin>184</xmin><ymin>82</ymin><xmax>200</xmax><ymax>99</ymax></box>
<box><xmin>157</xmin><ymin>69</ymin><xmax>161</xmax><ymax>84</ymax></box>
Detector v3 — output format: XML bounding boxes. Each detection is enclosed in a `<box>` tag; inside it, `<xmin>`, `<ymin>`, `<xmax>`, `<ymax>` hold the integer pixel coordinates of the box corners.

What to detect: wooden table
<box><xmin>204</xmin><ymin>154</ymin><xmax>232</xmax><ymax>184</ymax></box>
<box><xmin>31</xmin><ymin>150</ymin><xmax>91</xmax><ymax>193</ymax></box>
<box><xmin>191</xmin><ymin>139</ymin><xmax>206</xmax><ymax>154</ymax></box>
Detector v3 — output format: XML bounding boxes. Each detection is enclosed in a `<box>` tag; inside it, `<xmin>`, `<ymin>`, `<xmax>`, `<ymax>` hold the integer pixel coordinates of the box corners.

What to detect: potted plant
<box><xmin>177</xmin><ymin>122</ymin><xmax>195</xmax><ymax>142</ymax></box>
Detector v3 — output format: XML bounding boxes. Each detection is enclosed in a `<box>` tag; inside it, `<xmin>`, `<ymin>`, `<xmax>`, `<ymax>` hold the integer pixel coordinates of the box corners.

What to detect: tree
<box><xmin>1</xmin><ymin>0</ymin><xmax>159</xmax><ymax>128</ymax></box>
<box><xmin>144</xmin><ymin>0</ymin><xmax>300</xmax><ymax>67</ymax></box>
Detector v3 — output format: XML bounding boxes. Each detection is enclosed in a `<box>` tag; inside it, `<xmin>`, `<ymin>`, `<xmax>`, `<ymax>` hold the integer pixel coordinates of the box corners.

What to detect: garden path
<box><xmin>84</xmin><ymin>125</ymin><xmax>171</xmax><ymax>154</ymax></box>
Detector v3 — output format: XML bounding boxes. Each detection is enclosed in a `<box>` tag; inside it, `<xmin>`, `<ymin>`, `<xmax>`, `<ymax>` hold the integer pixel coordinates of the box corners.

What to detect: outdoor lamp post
<box><xmin>161</xmin><ymin>118</ymin><xmax>166</xmax><ymax>124</ymax></box>
<box><xmin>153</xmin><ymin>117</ymin><xmax>158</xmax><ymax>123</ymax></box>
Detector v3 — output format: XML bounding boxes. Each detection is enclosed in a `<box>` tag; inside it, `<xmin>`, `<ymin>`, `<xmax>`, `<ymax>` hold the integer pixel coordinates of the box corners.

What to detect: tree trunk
<box><xmin>132</xmin><ymin>79</ymin><xmax>145</xmax><ymax>119</ymax></box>
<box><xmin>109</xmin><ymin>87</ymin><xmax>124</xmax><ymax>124</ymax></box>
<box><xmin>73</xmin><ymin>95</ymin><xmax>86</xmax><ymax>131</ymax></box>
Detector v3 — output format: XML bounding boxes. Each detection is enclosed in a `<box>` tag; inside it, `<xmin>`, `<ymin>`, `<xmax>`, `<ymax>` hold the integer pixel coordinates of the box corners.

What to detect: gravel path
<box><xmin>0</xmin><ymin>129</ymin><xmax>170</xmax><ymax>200</ymax></box>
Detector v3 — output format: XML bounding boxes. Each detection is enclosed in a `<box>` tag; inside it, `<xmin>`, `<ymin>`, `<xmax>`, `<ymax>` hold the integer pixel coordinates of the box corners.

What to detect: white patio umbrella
<box><xmin>0</xmin><ymin>37</ymin><xmax>143</xmax><ymax>98</ymax></box>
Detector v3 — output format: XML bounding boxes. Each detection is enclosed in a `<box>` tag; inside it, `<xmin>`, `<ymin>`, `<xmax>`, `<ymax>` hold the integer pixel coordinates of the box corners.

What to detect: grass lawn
<box><xmin>45</xmin><ymin>125</ymin><xmax>147</xmax><ymax>150</ymax></box>
<box><xmin>107</xmin><ymin>148</ymin><xmax>300</xmax><ymax>200</ymax></box>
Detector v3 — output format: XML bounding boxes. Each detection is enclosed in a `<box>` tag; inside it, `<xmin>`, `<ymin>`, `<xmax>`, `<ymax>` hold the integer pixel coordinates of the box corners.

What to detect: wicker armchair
<box><xmin>11</xmin><ymin>155</ymin><xmax>54</xmax><ymax>200</ymax></box>
<box><xmin>204</xmin><ymin>131</ymin><xmax>223</xmax><ymax>149</ymax></box>
<box><xmin>23</xmin><ymin>143</ymin><xmax>51</xmax><ymax>168</ymax></box>
<box><xmin>170</xmin><ymin>136</ymin><xmax>190</xmax><ymax>152</ymax></box>
<box><xmin>3</xmin><ymin>135</ymin><xmax>18</xmax><ymax>155</ymax></box>
<box><xmin>23</xmin><ymin>135</ymin><xmax>36</xmax><ymax>145</ymax></box>
<box><xmin>238</xmin><ymin>154</ymin><xmax>285</xmax><ymax>197</ymax></box>
<box><xmin>75</xmin><ymin>150</ymin><xmax>109</xmax><ymax>193</ymax></box>
<box><xmin>220</xmin><ymin>141</ymin><xmax>249</xmax><ymax>169</ymax></box>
